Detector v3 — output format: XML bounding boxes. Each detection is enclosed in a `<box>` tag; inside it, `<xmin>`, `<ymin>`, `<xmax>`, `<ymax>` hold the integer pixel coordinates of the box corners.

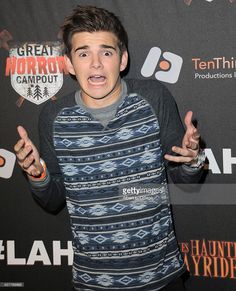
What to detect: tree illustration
<box><xmin>43</xmin><ymin>87</ymin><xmax>50</xmax><ymax>98</ymax></box>
<box><xmin>27</xmin><ymin>87</ymin><xmax>33</xmax><ymax>98</ymax></box>
<box><xmin>33</xmin><ymin>85</ymin><xmax>43</xmax><ymax>100</ymax></box>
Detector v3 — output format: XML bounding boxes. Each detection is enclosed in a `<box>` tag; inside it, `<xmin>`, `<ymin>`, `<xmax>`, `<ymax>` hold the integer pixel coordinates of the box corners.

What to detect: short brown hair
<box><xmin>61</xmin><ymin>5</ymin><xmax>128</xmax><ymax>56</ymax></box>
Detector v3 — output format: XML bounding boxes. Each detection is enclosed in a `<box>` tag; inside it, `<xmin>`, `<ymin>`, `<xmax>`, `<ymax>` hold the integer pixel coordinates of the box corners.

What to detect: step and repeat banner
<box><xmin>1</xmin><ymin>1</ymin><xmax>236</xmax><ymax>290</ymax></box>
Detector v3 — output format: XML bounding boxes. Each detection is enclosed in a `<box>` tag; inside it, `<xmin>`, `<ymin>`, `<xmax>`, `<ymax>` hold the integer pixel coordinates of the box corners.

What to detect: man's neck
<box><xmin>81</xmin><ymin>78</ymin><xmax>123</xmax><ymax>109</ymax></box>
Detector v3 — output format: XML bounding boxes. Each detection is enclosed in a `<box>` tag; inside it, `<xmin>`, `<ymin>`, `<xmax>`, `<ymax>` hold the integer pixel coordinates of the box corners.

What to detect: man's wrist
<box><xmin>28</xmin><ymin>159</ymin><xmax>47</xmax><ymax>181</ymax></box>
<box><xmin>185</xmin><ymin>149</ymin><xmax>206</xmax><ymax>169</ymax></box>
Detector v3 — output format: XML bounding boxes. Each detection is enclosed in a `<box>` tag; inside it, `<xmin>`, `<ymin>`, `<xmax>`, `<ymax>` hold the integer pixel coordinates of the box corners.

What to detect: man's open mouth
<box><xmin>88</xmin><ymin>75</ymin><xmax>106</xmax><ymax>84</ymax></box>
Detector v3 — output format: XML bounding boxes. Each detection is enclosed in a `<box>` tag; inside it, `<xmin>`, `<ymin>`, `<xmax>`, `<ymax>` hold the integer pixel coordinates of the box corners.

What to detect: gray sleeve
<box><xmin>154</xmin><ymin>84</ymin><xmax>204</xmax><ymax>184</ymax></box>
<box><xmin>125</xmin><ymin>78</ymin><xmax>204</xmax><ymax>184</ymax></box>
<box><xmin>29</xmin><ymin>99</ymin><xmax>68</xmax><ymax>213</ymax></box>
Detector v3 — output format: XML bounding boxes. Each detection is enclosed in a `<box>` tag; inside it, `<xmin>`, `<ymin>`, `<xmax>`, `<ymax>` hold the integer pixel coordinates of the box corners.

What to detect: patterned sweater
<box><xmin>31</xmin><ymin>79</ymin><xmax>203</xmax><ymax>290</ymax></box>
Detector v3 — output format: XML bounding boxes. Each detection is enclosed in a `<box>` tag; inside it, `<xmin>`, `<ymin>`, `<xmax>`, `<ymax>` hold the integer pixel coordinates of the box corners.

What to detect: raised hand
<box><xmin>164</xmin><ymin>111</ymin><xmax>200</xmax><ymax>164</ymax></box>
<box><xmin>14</xmin><ymin>126</ymin><xmax>43</xmax><ymax>177</ymax></box>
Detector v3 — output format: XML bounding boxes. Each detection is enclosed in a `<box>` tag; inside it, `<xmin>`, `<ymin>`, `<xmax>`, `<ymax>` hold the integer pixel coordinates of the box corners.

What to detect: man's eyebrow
<box><xmin>74</xmin><ymin>45</ymin><xmax>89</xmax><ymax>52</ymax></box>
<box><xmin>100</xmin><ymin>44</ymin><xmax>117</xmax><ymax>51</ymax></box>
<box><xmin>74</xmin><ymin>44</ymin><xmax>117</xmax><ymax>52</ymax></box>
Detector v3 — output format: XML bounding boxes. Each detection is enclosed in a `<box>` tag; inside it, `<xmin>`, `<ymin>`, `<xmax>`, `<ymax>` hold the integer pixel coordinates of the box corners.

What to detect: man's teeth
<box><xmin>89</xmin><ymin>76</ymin><xmax>105</xmax><ymax>83</ymax></box>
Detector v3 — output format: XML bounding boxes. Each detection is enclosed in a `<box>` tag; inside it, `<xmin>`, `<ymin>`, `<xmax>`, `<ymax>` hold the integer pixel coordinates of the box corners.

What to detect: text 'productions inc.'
<box><xmin>192</xmin><ymin>56</ymin><xmax>236</xmax><ymax>80</ymax></box>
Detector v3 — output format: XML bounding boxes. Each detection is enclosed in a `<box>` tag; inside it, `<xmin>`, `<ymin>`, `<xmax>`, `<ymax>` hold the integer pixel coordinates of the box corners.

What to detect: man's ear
<box><xmin>64</xmin><ymin>55</ymin><xmax>76</xmax><ymax>75</ymax></box>
<box><xmin>120</xmin><ymin>51</ymin><xmax>128</xmax><ymax>72</ymax></box>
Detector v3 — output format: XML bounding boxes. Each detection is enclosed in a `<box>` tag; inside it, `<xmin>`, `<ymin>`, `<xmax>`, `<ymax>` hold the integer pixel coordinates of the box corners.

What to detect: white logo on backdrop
<box><xmin>141</xmin><ymin>47</ymin><xmax>183</xmax><ymax>84</ymax></box>
<box><xmin>0</xmin><ymin>149</ymin><xmax>16</xmax><ymax>179</ymax></box>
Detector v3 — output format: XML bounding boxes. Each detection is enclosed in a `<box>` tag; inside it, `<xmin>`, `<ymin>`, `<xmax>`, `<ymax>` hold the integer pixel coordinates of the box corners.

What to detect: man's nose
<box><xmin>90</xmin><ymin>54</ymin><xmax>103</xmax><ymax>69</ymax></box>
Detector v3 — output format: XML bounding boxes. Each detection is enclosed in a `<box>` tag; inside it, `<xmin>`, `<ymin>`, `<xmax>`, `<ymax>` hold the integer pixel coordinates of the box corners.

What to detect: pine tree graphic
<box><xmin>43</xmin><ymin>87</ymin><xmax>50</xmax><ymax>98</ymax></box>
<box><xmin>27</xmin><ymin>87</ymin><xmax>33</xmax><ymax>98</ymax></box>
<box><xmin>33</xmin><ymin>85</ymin><xmax>43</xmax><ymax>100</ymax></box>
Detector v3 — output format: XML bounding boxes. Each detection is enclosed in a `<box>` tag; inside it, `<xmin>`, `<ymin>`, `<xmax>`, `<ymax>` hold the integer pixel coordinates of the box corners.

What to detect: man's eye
<box><xmin>79</xmin><ymin>52</ymin><xmax>88</xmax><ymax>57</ymax></box>
<box><xmin>103</xmin><ymin>51</ymin><xmax>112</xmax><ymax>56</ymax></box>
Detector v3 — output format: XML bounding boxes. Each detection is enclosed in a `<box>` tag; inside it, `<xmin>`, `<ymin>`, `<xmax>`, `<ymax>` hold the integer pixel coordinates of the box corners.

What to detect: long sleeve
<box><xmin>155</xmin><ymin>83</ymin><xmax>204</xmax><ymax>184</ymax></box>
<box><xmin>29</xmin><ymin>93</ymin><xmax>76</xmax><ymax>212</ymax></box>
<box><xmin>125</xmin><ymin>78</ymin><xmax>204</xmax><ymax>184</ymax></box>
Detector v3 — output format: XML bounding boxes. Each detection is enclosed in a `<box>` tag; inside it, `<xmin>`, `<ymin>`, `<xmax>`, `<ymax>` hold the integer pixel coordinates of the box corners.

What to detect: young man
<box><xmin>14</xmin><ymin>5</ymin><xmax>205</xmax><ymax>291</ymax></box>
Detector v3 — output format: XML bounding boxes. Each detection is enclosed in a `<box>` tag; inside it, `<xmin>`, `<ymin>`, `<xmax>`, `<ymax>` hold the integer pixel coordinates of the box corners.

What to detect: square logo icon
<box><xmin>0</xmin><ymin>149</ymin><xmax>16</xmax><ymax>179</ymax></box>
<box><xmin>141</xmin><ymin>47</ymin><xmax>183</xmax><ymax>84</ymax></box>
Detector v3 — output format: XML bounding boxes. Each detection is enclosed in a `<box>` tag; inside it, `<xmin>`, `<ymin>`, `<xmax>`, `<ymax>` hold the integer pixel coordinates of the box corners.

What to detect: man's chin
<box><xmin>89</xmin><ymin>94</ymin><xmax>110</xmax><ymax>100</ymax></box>
<box><xmin>83</xmin><ymin>89</ymin><xmax>114</xmax><ymax>100</ymax></box>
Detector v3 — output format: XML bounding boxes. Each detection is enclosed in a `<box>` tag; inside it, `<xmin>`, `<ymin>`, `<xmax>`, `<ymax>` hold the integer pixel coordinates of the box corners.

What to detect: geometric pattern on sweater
<box><xmin>53</xmin><ymin>93</ymin><xmax>184</xmax><ymax>290</ymax></box>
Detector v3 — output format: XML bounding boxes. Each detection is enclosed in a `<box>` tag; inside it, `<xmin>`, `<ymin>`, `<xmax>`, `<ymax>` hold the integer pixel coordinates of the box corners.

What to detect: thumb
<box><xmin>184</xmin><ymin>111</ymin><xmax>194</xmax><ymax>129</ymax></box>
<box><xmin>17</xmin><ymin>126</ymin><xmax>30</xmax><ymax>143</ymax></box>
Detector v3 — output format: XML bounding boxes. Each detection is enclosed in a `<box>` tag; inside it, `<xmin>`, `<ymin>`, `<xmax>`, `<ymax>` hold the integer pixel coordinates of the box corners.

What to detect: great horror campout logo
<box><xmin>0</xmin><ymin>30</ymin><xmax>68</xmax><ymax>106</ymax></box>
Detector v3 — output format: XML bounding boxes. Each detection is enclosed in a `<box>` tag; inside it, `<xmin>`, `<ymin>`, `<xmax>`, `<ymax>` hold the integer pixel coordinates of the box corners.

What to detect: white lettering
<box><xmin>205</xmin><ymin>148</ymin><xmax>221</xmax><ymax>174</ymax></box>
<box><xmin>223</xmin><ymin>149</ymin><xmax>236</xmax><ymax>174</ymax></box>
<box><xmin>27</xmin><ymin>241</ymin><xmax>51</xmax><ymax>265</ymax></box>
<box><xmin>53</xmin><ymin>241</ymin><xmax>73</xmax><ymax>265</ymax></box>
<box><xmin>7</xmin><ymin>241</ymin><xmax>26</xmax><ymax>265</ymax></box>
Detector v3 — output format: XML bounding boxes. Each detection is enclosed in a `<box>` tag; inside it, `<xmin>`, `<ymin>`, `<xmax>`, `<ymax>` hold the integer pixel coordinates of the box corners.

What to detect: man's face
<box><xmin>65</xmin><ymin>31</ymin><xmax>128</xmax><ymax>108</ymax></box>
